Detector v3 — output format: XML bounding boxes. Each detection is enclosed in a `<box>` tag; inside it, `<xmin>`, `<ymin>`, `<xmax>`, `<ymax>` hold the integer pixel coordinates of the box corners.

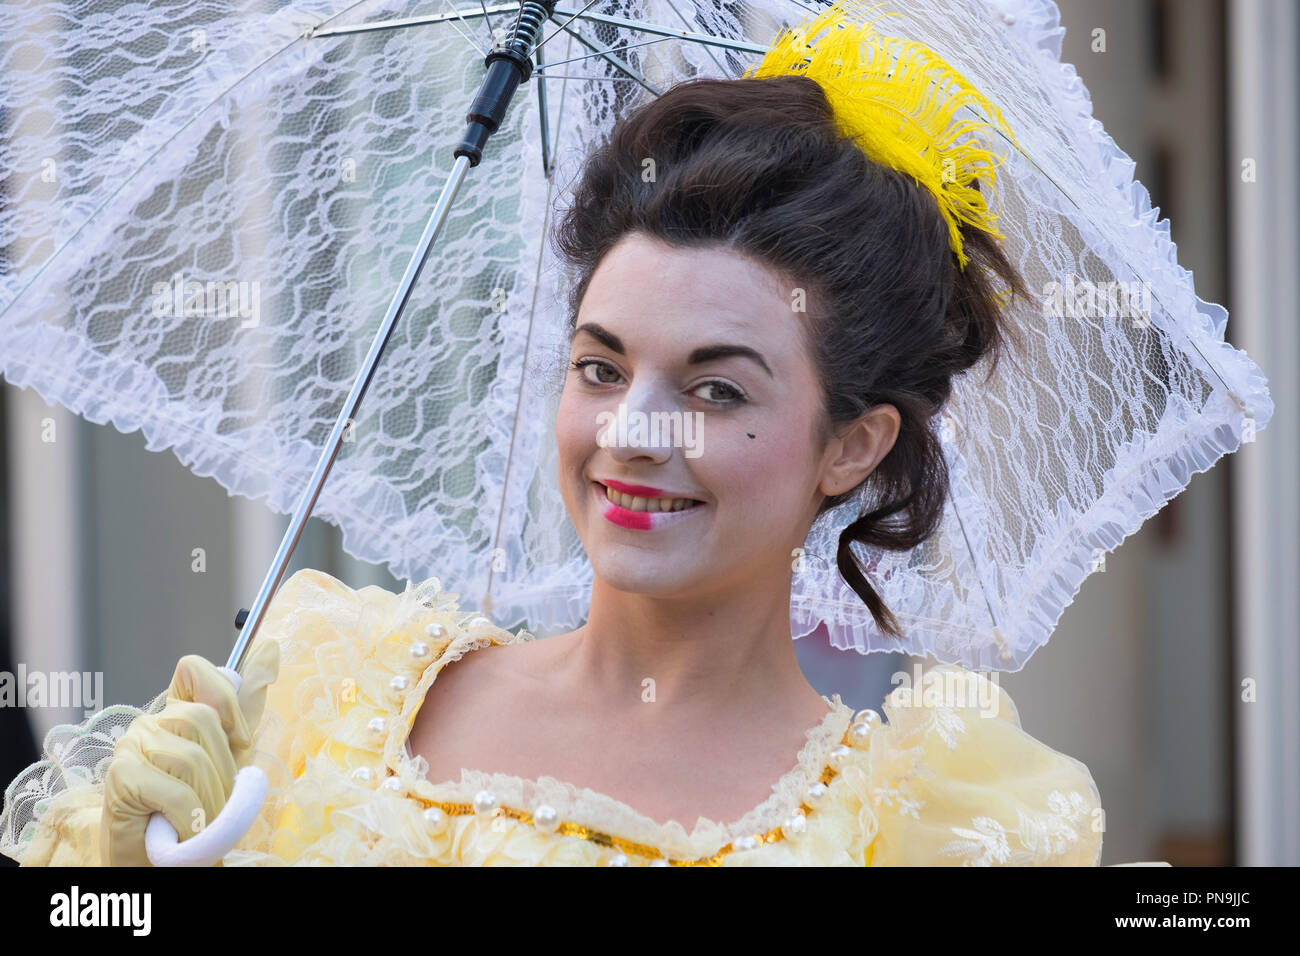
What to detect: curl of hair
<box><xmin>553</xmin><ymin>74</ymin><xmax>1030</xmax><ymax>639</ymax></box>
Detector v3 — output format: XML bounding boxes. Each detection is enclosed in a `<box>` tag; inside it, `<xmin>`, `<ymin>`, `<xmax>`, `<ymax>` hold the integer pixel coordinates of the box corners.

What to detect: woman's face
<box><xmin>555</xmin><ymin>231</ymin><xmax>895</xmax><ymax>601</ymax></box>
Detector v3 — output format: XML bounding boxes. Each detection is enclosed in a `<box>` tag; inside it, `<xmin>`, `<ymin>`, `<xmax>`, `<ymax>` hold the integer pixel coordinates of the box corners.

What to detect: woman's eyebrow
<box><xmin>571</xmin><ymin>322</ymin><xmax>773</xmax><ymax>377</ymax></box>
<box><xmin>687</xmin><ymin>343</ymin><xmax>774</xmax><ymax>377</ymax></box>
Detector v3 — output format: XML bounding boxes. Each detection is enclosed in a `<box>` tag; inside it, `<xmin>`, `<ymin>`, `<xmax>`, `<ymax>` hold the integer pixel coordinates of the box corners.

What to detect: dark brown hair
<box><xmin>553</xmin><ymin>74</ymin><xmax>1028</xmax><ymax>638</ymax></box>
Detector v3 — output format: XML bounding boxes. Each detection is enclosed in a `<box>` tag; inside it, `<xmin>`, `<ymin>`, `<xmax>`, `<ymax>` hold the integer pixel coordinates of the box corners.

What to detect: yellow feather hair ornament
<box><xmin>744</xmin><ymin>0</ymin><xmax>1022</xmax><ymax>270</ymax></box>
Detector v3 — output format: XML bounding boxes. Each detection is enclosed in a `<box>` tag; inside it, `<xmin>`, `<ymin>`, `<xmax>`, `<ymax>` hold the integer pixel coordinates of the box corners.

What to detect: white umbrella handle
<box><xmin>144</xmin><ymin>665</ymin><xmax>268</xmax><ymax>867</ymax></box>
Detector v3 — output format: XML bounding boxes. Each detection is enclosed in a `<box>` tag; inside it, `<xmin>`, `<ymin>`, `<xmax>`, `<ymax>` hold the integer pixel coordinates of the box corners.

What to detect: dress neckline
<box><xmin>389</xmin><ymin>628</ymin><xmax>856</xmax><ymax>855</ymax></box>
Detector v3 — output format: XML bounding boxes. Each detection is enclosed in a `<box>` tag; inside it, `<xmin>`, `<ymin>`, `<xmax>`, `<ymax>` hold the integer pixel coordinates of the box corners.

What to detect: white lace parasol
<box><xmin>0</xmin><ymin>0</ymin><xmax>1273</xmax><ymax>673</ymax></box>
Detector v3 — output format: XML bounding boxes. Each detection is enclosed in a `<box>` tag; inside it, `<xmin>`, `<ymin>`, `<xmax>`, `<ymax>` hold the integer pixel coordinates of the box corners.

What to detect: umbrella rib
<box><xmin>439</xmin><ymin>0</ymin><xmax>489</xmax><ymax>56</ymax></box>
<box><xmin>482</xmin><ymin>170</ymin><xmax>560</xmax><ymax>618</ymax></box>
<box><xmin>945</xmin><ymin>465</ymin><xmax>1004</xmax><ymax>652</ymax></box>
<box><xmin>535</xmin><ymin>25</ymin><xmax>554</xmax><ymax>177</ymax></box>
<box><xmin>532</xmin><ymin>32</ymin><xmax>677</xmax><ymax>72</ymax></box>
<box><xmin>534</xmin><ymin>72</ymin><xmax>642</xmax><ymax>82</ymax></box>
<box><xmin>550</xmin><ymin>5</ymin><xmax>767</xmax><ymax>53</ymax></box>
<box><xmin>550</xmin><ymin>23</ymin><xmax>664</xmax><ymax>96</ymax></box>
<box><xmin>551</xmin><ymin>28</ymin><xmax>574</xmax><ymax>170</ymax></box>
<box><xmin>532</xmin><ymin>0</ymin><xmax>604</xmax><ymax>56</ymax></box>
<box><xmin>536</xmin><ymin>28</ymin><xmax>577</xmax><ymax>180</ymax></box>
<box><xmin>477</xmin><ymin>0</ymin><xmax>500</xmax><ymax>38</ymax></box>
<box><xmin>306</xmin><ymin>4</ymin><xmax>519</xmax><ymax>39</ymax></box>
<box><xmin>308</xmin><ymin>4</ymin><xmax>771</xmax><ymax>56</ymax></box>
<box><xmin>657</xmin><ymin>0</ymin><xmax>727</xmax><ymax>79</ymax></box>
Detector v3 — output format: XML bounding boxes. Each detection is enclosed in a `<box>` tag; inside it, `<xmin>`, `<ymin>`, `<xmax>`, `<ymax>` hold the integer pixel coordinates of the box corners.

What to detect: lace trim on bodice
<box><xmin>388</xmin><ymin>627</ymin><xmax>855</xmax><ymax>858</ymax></box>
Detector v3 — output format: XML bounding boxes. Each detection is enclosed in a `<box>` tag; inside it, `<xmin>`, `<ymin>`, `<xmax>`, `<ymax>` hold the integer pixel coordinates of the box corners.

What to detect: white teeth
<box><xmin>603</xmin><ymin>485</ymin><xmax>698</xmax><ymax>513</ymax></box>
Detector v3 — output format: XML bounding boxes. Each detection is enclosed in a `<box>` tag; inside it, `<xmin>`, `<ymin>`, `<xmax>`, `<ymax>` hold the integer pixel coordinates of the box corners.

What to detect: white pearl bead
<box><xmin>468</xmin><ymin>616</ymin><xmax>490</xmax><ymax>630</ymax></box>
<box><xmin>732</xmin><ymin>834</ymin><xmax>760</xmax><ymax>853</ymax></box>
<box><xmin>828</xmin><ymin>744</ymin><xmax>853</xmax><ymax>768</ymax></box>
<box><xmin>423</xmin><ymin>807</ymin><xmax>449</xmax><ymax>833</ymax></box>
<box><xmin>472</xmin><ymin>790</ymin><xmax>499</xmax><ymax>815</ymax></box>
<box><xmin>606</xmin><ymin>852</ymin><xmax>629</xmax><ymax>867</ymax></box>
<box><xmin>381</xmin><ymin>777</ymin><xmax>403</xmax><ymax>793</ymax></box>
<box><xmin>783</xmin><ymin>811</ymin><xmax>807</xmax><ymax>838</ymax></box>
<box><xmin>351</xmin><ymin>767</ymin><xmax>374</xmax><ymax>784</ymax></box>
<box><xmin>425</xmin><ymin>622</ymin><xmax>446</xmax><ymax>638</ymax></box>
<box><xmin>852</xmin><ymin>708</ymin><xmax>882</xmax><ymax>728</ymax></box>
<box><xmin>805</xmin><ymin>781</ymin><xmax>830</xmax><ymax>808</ymax></box>
<box><xmin>648</xmin><ymin>858</ymin><xmax>670</xmax><ymax>867</ymax></box>
<box><xmin>1001</xmin><ymin>13</ymin><xmax>1016</xmax><ymax>26</ymax></box>
<box><xmin>532</xmin><ymin>804</ymin><xmax>560</xmax><ymax>833</ymax></box>
<box><xmin>389</xmin><ymin>674</ymin><xmax>410</xmax><ymax>692</ymax></box>
<box><xmin>849</xmin><ymin>722</ymin><xmax>875</xmax><ymax>748</ymax></box>
<box><xmin>409</xmin><ymin>641</ymin><xmax>431</xmax><ymax>661</ymax></box>
<box><xmin>368</xmin><ymin>716</ymin><xmax>386</xmax><ymax>734</ymax></box>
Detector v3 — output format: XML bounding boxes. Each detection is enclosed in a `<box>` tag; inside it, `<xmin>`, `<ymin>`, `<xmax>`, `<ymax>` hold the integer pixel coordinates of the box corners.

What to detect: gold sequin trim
<box><xmin>397</xmin><ymin>724</ymin><xmax>862</xmax><ymax>866</ymax></box>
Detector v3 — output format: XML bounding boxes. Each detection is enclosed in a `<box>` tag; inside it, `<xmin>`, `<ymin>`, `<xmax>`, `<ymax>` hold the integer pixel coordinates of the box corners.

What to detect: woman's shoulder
<box><xmin>250</xmin><ymin>567</ymin><xmax>530</xmax><ymax>762</ymax></box>
<box><xmin>262</xmin><ymin>567</ymin><xmax>532</xmax><ymax>660</ymax></box>
<box><xmin>838</xmin><ymin>662</ymin><xmax>1104</xmax><ymax>866</ymax></box>
<box><xmin>259</xmin><ymin>567</ymin><xmax>536</xmax><ymax>700</ymax></box>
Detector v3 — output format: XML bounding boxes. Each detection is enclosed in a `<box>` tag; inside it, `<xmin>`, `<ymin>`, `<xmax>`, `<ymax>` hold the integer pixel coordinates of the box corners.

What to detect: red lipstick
<box><xmin>601</xmin><ymin>478</ymin><xmax>665</xmax><ymax>498</ymax></box>
<box><xmin>592</xmin><ymin>478</ymin><xmax>705</xmax><ymax>531</ymax></box>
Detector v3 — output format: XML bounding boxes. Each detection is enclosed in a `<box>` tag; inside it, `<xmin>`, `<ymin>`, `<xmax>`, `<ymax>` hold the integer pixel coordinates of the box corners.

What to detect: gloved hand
<box><xmin>100</xmin><ymin>638</ymin><xmax>280</xmax><ymax>866</ymax></box>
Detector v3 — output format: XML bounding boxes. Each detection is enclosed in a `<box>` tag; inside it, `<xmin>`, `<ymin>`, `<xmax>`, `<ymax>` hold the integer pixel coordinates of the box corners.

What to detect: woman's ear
<box><xmin>817</xmin><ymin>404</ymin><xmax>900</xmax><ymax>497</ymax></box>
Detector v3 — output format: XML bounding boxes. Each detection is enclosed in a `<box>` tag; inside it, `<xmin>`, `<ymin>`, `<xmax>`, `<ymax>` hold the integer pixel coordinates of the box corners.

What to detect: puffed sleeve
<box><xmin>226</xmin><ymin>567</ymin><xmax>420</xmax><ymax>863</ymax></box>
<box><xmin>860</xmin><ymin>664</ymin><xmax>1104</xmax><ymax>866</ymax></box>
<box><xmin>0</xmin><ymin>568</ymin><xmax>370</xmax><ymax>866</ymax></box>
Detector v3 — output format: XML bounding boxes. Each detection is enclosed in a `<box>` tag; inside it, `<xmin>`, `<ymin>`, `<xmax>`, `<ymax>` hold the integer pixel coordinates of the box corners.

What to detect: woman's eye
<box><xmin>569</xmin><ymin>359</ymin><xmax>746</xmax><ymax>405</ymax></box>
<box><xmin>570</xmin><ymin>358</ymin><xmax>621</xmax><ymax>384</ymax></box>
<box><xmin>693</xmin><ymin>381</ymin><xmax>746</xmax><ymax>404</ymax></box>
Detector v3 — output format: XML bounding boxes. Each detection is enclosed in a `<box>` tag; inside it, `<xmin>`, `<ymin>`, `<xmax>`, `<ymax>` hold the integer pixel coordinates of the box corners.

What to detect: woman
<box><xmin>0</xmin><ymin>71</ymin><xmax>1103</xmax><ymax>867</ymax></box>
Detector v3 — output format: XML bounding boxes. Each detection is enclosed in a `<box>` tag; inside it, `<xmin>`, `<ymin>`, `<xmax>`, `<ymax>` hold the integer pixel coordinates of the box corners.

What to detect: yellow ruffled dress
<box><xmin>1</xmin><ymin>568</ymin><xmax>1104</xmax><ymax>866</ymax></box>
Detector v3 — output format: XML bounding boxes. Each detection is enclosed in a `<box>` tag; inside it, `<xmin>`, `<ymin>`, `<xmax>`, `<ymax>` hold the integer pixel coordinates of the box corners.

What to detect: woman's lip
<box><xmin>598</xmin><ymin>478</ymin><xmax>701</xmax><ymax>500</ymax></box>
<box><xmin>601</xmin><ymin>478</ymin><xmax>666</xmax><ymax>497</ymax></box>
<box><xmin>591</xmin><ymin>480</ymin><xmax>705</xmax><ymax>529</ymax></box>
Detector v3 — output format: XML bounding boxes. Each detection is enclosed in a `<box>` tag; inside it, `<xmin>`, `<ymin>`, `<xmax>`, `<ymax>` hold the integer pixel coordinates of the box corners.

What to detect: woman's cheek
<box><xmin>555</xmin><ymin>393</ymin><xmax>595</xmax><ymax>458</ymax></box>
<box><xmin>720</xmin><ymin>417</ymin><xmax>815</xmax><ymax>531</ymax></box>
<box><xmin>553</xmin><ymin>401</ymin><xmax>591</xmax><ymax>510</ymax></box>
<box><xmin>713</xmin><ymin>422</ymin><xmax>780</xmax><ymax>495</ymax></box>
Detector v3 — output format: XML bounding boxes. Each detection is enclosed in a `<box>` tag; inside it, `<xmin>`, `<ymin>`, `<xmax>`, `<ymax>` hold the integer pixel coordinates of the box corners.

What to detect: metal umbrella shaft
<box><xmin>226</xmin><ymin>0</ymin><xmax>557</xmax><ymax>675</ymax></box>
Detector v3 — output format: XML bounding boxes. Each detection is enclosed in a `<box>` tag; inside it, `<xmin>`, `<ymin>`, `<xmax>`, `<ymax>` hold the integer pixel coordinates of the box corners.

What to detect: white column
<box><xmin>1228</xmin><ymin>0</ymin><xmax>1300</xmax><ymax>867</ymax></box>
<box><xmin>5</xmin><ymin>392</ymin><xmax>85</xmax><ymax>741</ymax></box>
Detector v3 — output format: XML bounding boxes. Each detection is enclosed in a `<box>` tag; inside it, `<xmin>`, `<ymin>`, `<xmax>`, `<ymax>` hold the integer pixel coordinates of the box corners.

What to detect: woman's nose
<box><xmin>597</xmin><ymin>385</ymin><xmax>681</xmax><ymax>461</ymax></box>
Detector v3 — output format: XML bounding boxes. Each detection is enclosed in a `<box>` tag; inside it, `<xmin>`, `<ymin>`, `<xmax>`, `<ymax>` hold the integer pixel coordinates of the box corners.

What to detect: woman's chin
<box><xmin>589</xmin><ymin>560</ymin><xmax>705</xmax><ymax>597</ymax></box>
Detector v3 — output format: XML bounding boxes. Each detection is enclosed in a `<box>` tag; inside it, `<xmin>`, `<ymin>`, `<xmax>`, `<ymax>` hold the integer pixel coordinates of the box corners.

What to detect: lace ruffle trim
<box><xmin>379</xmin><ymin>582</ymin><xmax>857</xmax><ymax>859</ymax></box>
